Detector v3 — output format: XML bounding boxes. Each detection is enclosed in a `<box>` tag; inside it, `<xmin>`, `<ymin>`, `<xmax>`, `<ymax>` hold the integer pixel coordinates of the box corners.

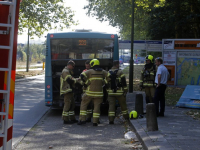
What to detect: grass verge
<box><xmin>165</xmin><ymin>87</ymin><xmax>185</xmax><ymax>106</ymax></box>
<box><xmin>15</xmin><ymin>70</ymin><xmax>44</xmax><ymax>79</ymax></box>
<box><xmin>186</xmin><ymin>110</ymin><xmax>200</xmax><ymax>121</ymax></box>
<box><xmin>123</xmin><ymin>65</ymin><xmax>185</xmax><ymax>106</ymax></box>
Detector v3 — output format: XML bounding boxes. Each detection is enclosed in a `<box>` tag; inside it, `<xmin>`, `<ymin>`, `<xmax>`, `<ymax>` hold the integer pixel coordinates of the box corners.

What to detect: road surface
<box><xmin>13</xmin><ymin>75</ymin><xmax>49</xmax><ymax>148</ymax></box>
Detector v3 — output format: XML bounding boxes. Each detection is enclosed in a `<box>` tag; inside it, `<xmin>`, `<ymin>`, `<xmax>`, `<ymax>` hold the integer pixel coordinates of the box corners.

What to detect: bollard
<box><xmin>43</xmin><ymin>62</ymin><xmax>45</xmax><ymax>70</ymax></box>
<box><xmin>135</xmin><ymin>94</ymin><xmax>143</xmax><ymax>116</ymax></box>
<box><xmin>146</xmin><ymin>103</ymin><xmax>158</xmax><ymax>131</ymax></box>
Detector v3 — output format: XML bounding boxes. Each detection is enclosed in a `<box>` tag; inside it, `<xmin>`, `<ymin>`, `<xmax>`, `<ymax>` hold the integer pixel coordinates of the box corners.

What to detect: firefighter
<box><xmin>139</xmin><ymin>55</ymin><xmax>156</xmax><ymax>104</ymax></box>
<box><xmin>78</xmin><ymin>59</ymin><xmax>110</xmax><ymax>126</ymax></box>
<box><xmin>60</xmin><ymin>60</ymin><xmax>78</xmax><ymax>124</ymax></box>
<box><xmin>107</xmin><ymin>60</ymin><xmax>129</xmax><ymax>124</ymax></box>
<box><xmin>82</xmin><ymin>60</ymin><xmax>93</xmax><ymax>122</ymax></box>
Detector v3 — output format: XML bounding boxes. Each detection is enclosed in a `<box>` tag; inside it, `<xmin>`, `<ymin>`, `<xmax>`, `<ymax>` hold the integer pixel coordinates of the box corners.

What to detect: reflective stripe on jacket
<box><xmin>80</xmin><ymin>69</ymin><xmax>110</xmax><ymax>97</ymax></box>
<box><xmin>60</xmin><ymin>67</ymin><xmax>76</xmax><ymax>95</ymax></box>
<box><xmin>107</xmin><ymin>66</ymin><xmax>128</xmax><ymax>96</ymax></box>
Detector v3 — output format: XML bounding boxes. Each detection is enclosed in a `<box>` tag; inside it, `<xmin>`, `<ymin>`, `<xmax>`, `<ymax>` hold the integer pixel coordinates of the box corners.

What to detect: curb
<box><xmin>128</xmin><ymin>113</ymin><xmax>175</xmax><ymax>150</ymax></box>
<box><xmin>129</xmin><ymin>118</ymin><xmax>158</xmax><ymax>150</ymax></box>
<box><xmin>127</xmin><ymin>92</ymin><xmax>174</xmax><ymax>150</ymax></box>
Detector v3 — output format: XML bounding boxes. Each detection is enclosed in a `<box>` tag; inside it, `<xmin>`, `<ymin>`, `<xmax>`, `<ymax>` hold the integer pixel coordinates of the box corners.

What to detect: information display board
<box><xmin>162</xmin><ymin>39</ymin><xmax>200</xmax><ymax>86</ymax></box>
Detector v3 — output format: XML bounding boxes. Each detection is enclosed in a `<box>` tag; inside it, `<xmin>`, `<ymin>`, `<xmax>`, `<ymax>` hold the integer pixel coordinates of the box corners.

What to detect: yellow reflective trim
<box><xmin>85</xmin><ymin>93</ymin><xmax>104</xmax><ymax>97</ymax></box>
<box><xmin>122</xmin><ymin>110</ymin><xmax>128</xmax><ymax>112</ymax></box>
<box><xmin>109</xmin><ymin>112</ymin><xmax>115</xmax><ymax>114</ymax></box>
<box><xmin>107</xmin><ymin>90</ymin><xmax>123</xmax><ymax>92</ymax></box>
<box><xmin>60</xmin><ymin>89</ymin><xmax>72</xmax><ymax>95</ymax></box>
<box><xmin>89</xmin><ymin>77</ymin><xmax>103</xmax><ymax>81</ymax></box>
<box><xmin>139</xmin><ymin>80</ymin><xmax>143</xmax><ymax>82</ymax></box>
<box><xmin>108</xmin><ymin>93</ymin><xmax>123</xmax><ymax>96</ymax></box>
<box><xmin>150</xmin><ymin>73</ymin><xmax>154</xmax><ymax>75</ymax></box>
<box><xmin>80</xmin><ymin>113</ymin><xmax>87</xmax><ymax>115</ymax></box>
<box><xmin>63</xmin><ymin>75</ymin><xmax>72</xmax><ymax>81</ymax></box>
<box><xmin>104</xmin><ymin>79</ymin><xmax>108</xmax><ymax>84</ymax></box>
<box><xmin>108</xmin><ymin>114</ymin><xmax>115</xmax><ymax>116</ymax></box>
<box><xmin>85</xmin><ymin>80</ymin><xmax>89</xmax><ymax>84</ymax></box>
<box><xmin>82</xmin><ymin>72</ymin><xmax>87</xmax><ymax>78</ymax></box>
<box><xmin>107</xmin><ymin>72</ymin><xmax>111</xmax><ymax>77</ymax></box>
<box><xmin>93</xmin><ymin>113</ymin><xmax>100</xmax><ymax>115</ymax></box>
<box><xmin>121</xmin><ymin>74</ymin><xmax>125</xmax><ymax>78</ymax></box>
<box><xmin>86</xmin><ymin>91</ymin><xmax>103</xmax><ymax>94</ymax></box>
<box><xmin>143</xmin><ymin>83</ymin><xmax>154</xmax><ymax>86</ymax></box>
<box><xmin>80</xmin><ymin>110</ymin><xmax>87</xmax><ymax>113</ymax></box>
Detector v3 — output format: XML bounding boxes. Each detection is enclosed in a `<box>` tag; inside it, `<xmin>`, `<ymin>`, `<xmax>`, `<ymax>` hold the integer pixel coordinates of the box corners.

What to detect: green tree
<box><xmin>147</xmin><ymin>0</ymin><xmax>200</xmax><ymax>39</ymax></box>
<box><xmin>84</xmin><ymin>0</ymin><xmax>165</xmax><ymax>40</ymax></box>
<box><xmin>19</xmin><ymin>0</ymin><xmax>77</xmax><ymax>38</ymax></box>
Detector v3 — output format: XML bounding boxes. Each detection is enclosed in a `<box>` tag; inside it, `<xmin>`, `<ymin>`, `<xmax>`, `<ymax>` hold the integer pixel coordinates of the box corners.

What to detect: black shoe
<box><xmin>63</xmin><ymin>120</ymin><xmax>74</xmax><ymax>124</ymax></box>
<box><xmin>109</xmin><ymin>121</ymin><xmax>114</xmax><ymax>124</ymax></box>
<box><xmin>98</xmin><ymin>120</ymin><xmax>100</xmax><ymax>124</ymax></box>
<box><xmin>77</xmin><ymin>120</ymin><xmax>86</xmax><ymax>125</ymax></box>
<box><xmin>71</xmin><ymin>120</ymin><xmax>78</xmax><ymax>123</ymax></box>
<box><xmin>86</xmin><ymin>118</ymin><xmax>91</xmax><ymax>122</ymax></box>
<box><xmin>93</xmin><ymin>123</ymin><xmax>98</xmax><ymax>126</ymax></box>
<box><xmin>158</xmin><ymin>113</ymin><xmax>164</xmax><ymax>117</ymax></box>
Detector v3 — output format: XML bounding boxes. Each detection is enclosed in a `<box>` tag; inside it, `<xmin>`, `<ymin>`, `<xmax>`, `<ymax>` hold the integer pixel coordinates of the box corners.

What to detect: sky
<box><xmin>17</xmin><ymin>0</ymin><xmax>119</xmax><ymax>44</ymax></box>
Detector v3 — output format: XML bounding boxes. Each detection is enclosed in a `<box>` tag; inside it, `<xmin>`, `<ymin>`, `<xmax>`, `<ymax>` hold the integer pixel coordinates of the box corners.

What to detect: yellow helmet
<box><xmin>129</xmin><ymin>110</ymin><xmax>137</xmax><ymax>119</ymax></box>
<box><xmin>90</xmin><ymin>59</ymin><xmax>100</xmax><ymax>67</ymax></box>
<box><xmin>145</xmin><ymin>55</ymin><xmax>154</xmax><ymax>63</ymax></box>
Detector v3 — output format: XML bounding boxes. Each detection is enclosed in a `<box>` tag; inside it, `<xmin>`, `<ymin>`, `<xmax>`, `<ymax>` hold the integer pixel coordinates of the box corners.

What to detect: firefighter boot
<box><xmin>77</xmin><ymin>120</ymin><xmax>86</xmax><ymax>125</ymax></box>
<box><xmin>93</xmin><ymin>123</ymin><xmax>98</xmax><ymax>126</ymax></box>
<box><xmin>109</xmin><ymin>121</ymin><xmax>114</xmax><ymax>124</ymax></box>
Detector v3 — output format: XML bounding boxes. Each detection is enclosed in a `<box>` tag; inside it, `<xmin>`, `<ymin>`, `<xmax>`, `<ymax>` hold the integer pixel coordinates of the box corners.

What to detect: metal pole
<box><xmin>26</xmin><ymin>29</ymin><xmax>29</xmax><ymax>72</ymax></box>
<box><xmin>129</xmin><ymin>0</ymin><xmax>134</xmax><ymax>92</ymax></box>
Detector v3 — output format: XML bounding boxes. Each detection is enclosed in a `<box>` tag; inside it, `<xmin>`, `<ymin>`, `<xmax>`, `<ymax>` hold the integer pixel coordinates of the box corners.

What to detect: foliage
<box><xmin>17</xmin><ymin>45</ymin><xmax>27</xmax><ymax>61</ymax></box>
<box><xmin>84</xmin><ymin>0</ymin><xmax>165</xmax><ymax>40</ymax></box>
<box><xmin>85</xmin><ymin>0</ymin><xmax>200</xmax><ymax>40</ymax></box>
<box><xmin>17</xmin><ymin>44</ymin><xmax>45</xmax><ymax>62</ymax></box>
<box><xmin>147</xmin><ymin>0</ymin><xmax>200</xmax><ymax>39</ymax></box>
<box><xmin>186</xmin><ymin>110</ymin><xmax>200</xmax><ymax>121</ymax></box>
<box><xmin>19</xmin><ymin>0</ymin><xmax>77</xmax><ymax>38</ymax></box>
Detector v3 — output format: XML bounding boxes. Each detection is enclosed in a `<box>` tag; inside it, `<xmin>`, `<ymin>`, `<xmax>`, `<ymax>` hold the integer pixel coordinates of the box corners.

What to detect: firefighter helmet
<box><xmin>129</xmin><ymin>110</ymin><xmax>137</xmax><ymax>119</ymax></box>
<box><xmin>90</xmin><ymin>59</ymin><xmax>100</xmax><ymax>67</ymax></box>
<box><xmin>145</xmin><ymin>55</ymin><xmax>154</xmax><ymax>63</ymax></box>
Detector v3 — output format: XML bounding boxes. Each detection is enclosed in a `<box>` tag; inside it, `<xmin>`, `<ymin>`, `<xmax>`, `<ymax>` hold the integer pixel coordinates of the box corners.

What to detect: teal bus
<box><xmin>45</xmin><ymin>31</ymin><xmax>119</xmax><ymax>108</ymax></box>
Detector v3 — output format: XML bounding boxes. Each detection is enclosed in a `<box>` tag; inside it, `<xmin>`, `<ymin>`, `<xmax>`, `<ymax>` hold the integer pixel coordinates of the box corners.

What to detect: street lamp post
<box><xmin>26</xmin><ymin>29</ymin><xmax>30</xmax><ymax>72</ymax></box>
<box><xmin>129</xmin><ymin>0</ymin><xmax>134</xmax><ymax>92</ymax></box>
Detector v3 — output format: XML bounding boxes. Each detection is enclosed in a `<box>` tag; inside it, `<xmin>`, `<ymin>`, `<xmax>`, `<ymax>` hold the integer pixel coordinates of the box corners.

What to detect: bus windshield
<box><xmin>51</xmin><ymin>38</ymin><xmax>114</xmax><ymax>60</ymax></box>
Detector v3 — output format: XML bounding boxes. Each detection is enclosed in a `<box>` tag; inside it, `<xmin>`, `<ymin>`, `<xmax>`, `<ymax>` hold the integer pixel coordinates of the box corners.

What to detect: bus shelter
<box><xmin>162</xmin><ymin>39</ymin><xmax>200</xmax><ymax>86</ymax></box>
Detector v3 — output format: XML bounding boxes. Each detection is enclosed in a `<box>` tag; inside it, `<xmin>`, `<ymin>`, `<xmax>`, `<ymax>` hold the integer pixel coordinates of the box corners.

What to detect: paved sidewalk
<box><xmin>127</xmin><ymin>92</ymin><xmax>200</xmax><ymax>150</ymax></box>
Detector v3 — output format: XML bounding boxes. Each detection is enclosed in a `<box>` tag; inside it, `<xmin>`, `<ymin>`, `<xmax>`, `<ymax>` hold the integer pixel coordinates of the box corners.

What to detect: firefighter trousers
<box><xmin>86</xmin><ymin>101</ymin><xmax>93</xmax><ymax>120</ymax></box>
<box><xmin>62</xmin><ymin>92</ymin><xmax>76</xmax><ymax>121</ymax></box>
<box><xmin>79</xmin><ymin>94</ymin><xmax>102</xmax><ymax>123</ymax></box>
<box><xmin>144</xmin><ymin>87</ymin><xmax>155</xmax><ymax>103</ymax></box>
<box><xmin>108</xmin><ymin>95</ymin><xmax>129</xmax><ymax>122</ymax></box>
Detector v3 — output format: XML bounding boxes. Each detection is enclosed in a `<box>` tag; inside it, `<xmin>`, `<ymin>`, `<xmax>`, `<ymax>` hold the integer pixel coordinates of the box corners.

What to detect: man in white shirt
<box><xmin>154</xmin><ymin>57</ymin><xmax>169</xmax><ymax>117</ymax></box>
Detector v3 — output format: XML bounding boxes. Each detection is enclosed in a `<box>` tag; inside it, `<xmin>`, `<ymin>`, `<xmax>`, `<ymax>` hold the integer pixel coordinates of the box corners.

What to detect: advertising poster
<box><xmin>164</xmin><ymin>40</ymin><xmax>174</xmax><ymax>49</ymax></box>
<box><xmin>175</xmin><ymin>41</ymin><xmax>200</xmax><ymax>49</ymax></box>
<box><xmin>163</xmin><ymin>51</ymin><xmax>176</xmax><ymax>65</ymax></box>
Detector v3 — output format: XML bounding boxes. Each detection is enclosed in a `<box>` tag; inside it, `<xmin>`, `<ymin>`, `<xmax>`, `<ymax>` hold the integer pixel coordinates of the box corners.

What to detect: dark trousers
<box><xmin>154</xmin><ymin>84</ymin><xmax>167</xmax><ymax>116</ymax></box>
